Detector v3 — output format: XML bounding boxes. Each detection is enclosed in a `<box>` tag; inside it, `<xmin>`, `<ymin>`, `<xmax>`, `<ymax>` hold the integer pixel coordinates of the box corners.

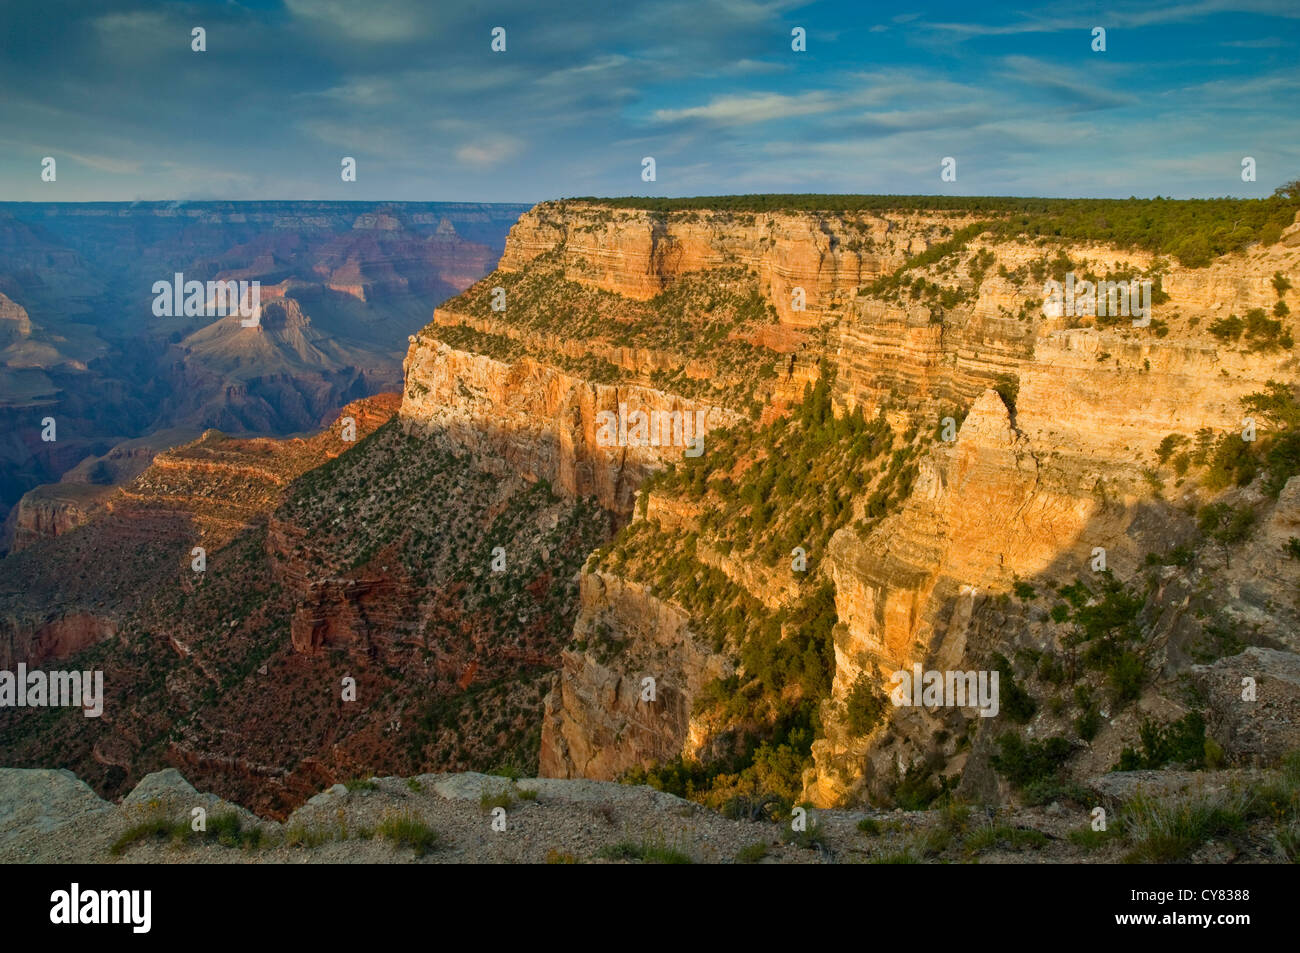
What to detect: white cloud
<box><xmin>455</xmin><ymin>136</ymin><xmax>523</xmax><ymax>166</ymax></box>
<box><xmin>1221</xmin><ymin>37</ymin><xmax>1288</xmax><ymax>47</ymax></box>
<box><xmin>924</xmin><ymin>0</ymin><xmax>1300</xmax><ymax>37</ymax></box>
<box><xmin>652</xmin><ymin>91</ymin><xmax>835</xmax><ymax>125</ymax></box>
<box><xmin>284</xmin><ymin>0</ymin><xmax>428</xmax><ymax>42</ymax></box>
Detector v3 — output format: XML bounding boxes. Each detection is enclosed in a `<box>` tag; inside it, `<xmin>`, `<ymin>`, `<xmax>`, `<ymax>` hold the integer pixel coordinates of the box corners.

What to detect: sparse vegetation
<box><xmin>376</xmin><ymin>809</ymin><xmax>441</xmax><ymax>857</ymax></box>
<box><xmin>844</xmin><ymin>675</ymin><xmax>890</xmax><ymax>737</ymax></box>
<box><xmin>597</xmin><ymin>835</ymin><xmax>692</xmax><ymax>864</ymax></box>
<box><xmin>111</xmin><ymin>809</ymin><xmax>263</xmax><ymax>855</ymax></box>
<box><xmin>990</xmin><ymin>733</ymin><xmax>1073</xmax><ymax>790</ymax></box>
<box><xmin>964</xmin><ymin>823</ymin><xmax>1049</xmax><ymax>855</ymax></box>
<box><xmin>1117</xmin><ymin>712</ymin><xmax>1209</xmax><ymax>771</ymax></box>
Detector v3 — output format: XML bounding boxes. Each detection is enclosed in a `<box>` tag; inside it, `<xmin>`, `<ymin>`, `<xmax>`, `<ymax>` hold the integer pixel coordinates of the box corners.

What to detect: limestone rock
<box><xmin>539</xmin><ymin>570</ymin><xmax>733</xmax><ymax>779</ymax></box>
<box><xmin>1192</xmin><ymin>648</ymin><xmax>1300</xmax><ymax>765</ymax></box>
<box><xmin>0</xmin><ymin>768</ymin><xmax>111</xmax><ymax>849</ymax></box>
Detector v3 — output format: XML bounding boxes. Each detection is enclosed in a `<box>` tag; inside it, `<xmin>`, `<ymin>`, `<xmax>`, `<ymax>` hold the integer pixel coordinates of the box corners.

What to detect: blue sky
<box><xmin>1</xmin><ymin>0</ymin><xmax>1297</xmax><ymax>202</ymax></box>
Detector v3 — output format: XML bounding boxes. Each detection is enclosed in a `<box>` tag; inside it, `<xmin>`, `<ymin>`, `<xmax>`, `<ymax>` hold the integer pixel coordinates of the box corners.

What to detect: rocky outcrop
<box><xmin>1193</xmin><ymin>648</ymin><xmax>1300</xmax><ymax>765</ymax></box>
<box><xmin>0</xmin><ymin>611</ymin><xmax>117</xmax><ymax>671</ymax></box>
<box><xmin>500</xmin><ymin>202</ymin><xmax>983</xmax><ymax>326</ymax></box>
<box><xmin>9</xmin><ymin>483</ymin><xmax>116</xmax><ymax>551</ymax></box>
<box><xmin>810</xmin><ymin>389</ymin><xmax>1101</xmax><ymax>805</ymax></box>
<box><xmin>5</xmin><ymin>763</ymin><xmax>1297</xmax><ymax>864</ymax></box>
<box><xmin>0</xmin><ymin>395</ymin><xmax>400</xmax><ymax>672</ymax></box>
<box><xmin>285</xmin><ymin>570</ymin><xmax>422</xmax><ymax>656</ymax></box>
<box><xmin>400</xmin><ymin>340</ymin><xmax>739</xmax><ymax>514</ymax></box>
<box><xmin>0</xmin><ymin>292</ymin><xmax>32</xmax><ymax>346</ymax></box>
<box><xmin>540</xmin><ymin>570</ymin><xmax>733</xmax><ymax>779</ymax></box>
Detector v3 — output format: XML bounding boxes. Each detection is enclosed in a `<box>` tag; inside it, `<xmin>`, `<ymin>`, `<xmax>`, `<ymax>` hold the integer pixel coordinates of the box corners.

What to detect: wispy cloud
<box><xmin>0</xmin><ymin>0</ymin><xmax>1294</xmax><ymax>201</ymax></box>
<box><xmin>456</xmin><ymin>136</ymin><xmax>524</xmax><ymax>166</ymax></box>
<box><xmin>651</xmin><ymin>91</ymin><xmax>837</xmax><ymax>125</ymax></box>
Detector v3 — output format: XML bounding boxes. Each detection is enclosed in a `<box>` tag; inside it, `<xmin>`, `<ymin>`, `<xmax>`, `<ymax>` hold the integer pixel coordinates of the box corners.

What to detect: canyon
<box><xmin>0</xmin><ymin>201</ymin><xmax>525</xmax><ymax>541</ymax></box>
<box><xmin>2</xmin><ymin>195</ymin><xmax>1299</xmax><ymax>833</ymax></box>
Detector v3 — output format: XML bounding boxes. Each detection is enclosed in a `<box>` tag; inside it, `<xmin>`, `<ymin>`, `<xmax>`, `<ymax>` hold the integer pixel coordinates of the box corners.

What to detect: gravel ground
<box><xmin>0</xmin><ymin>767</ymin><xmax>1286</xmax><ymax>864</ymax></box>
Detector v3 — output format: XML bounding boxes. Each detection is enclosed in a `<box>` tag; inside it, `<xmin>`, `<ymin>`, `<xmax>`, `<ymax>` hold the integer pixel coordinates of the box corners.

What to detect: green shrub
<box><xmin>1122</xmin><ymin>788</ymin><xmax>1251</xmax><ymax>863</ymax></box>
<box><xmin>1116</xmin><ymin>711</ymin><xmax>1208</xmax><ymax>770</ymax></box>
<box><xmin>990</xmin><ymin>733</ymin><xmax>1073</xmax><ymax>789</ymax></box>
<box><xmin>869</xmin><ymin>849</ymin><xmax>919</xmax><ymax>864</ymax></box>
<box><xmin>782</xmin><ymin>816</ymin><xmax>827</xmax><ymax>849</ymax></box>
<box><xmin>964</xmin><ymin>823</ymin><xmax>1048</xmax><ymax>855</ymax></box>
<box><xmin>110</xmin><ymin>816</ymin><xmax>187</xmax><ymax>855</ymax></box>
<box><xmin>480</xmin><ymin>786</ymin><xmax>517</xmax><ymax>812</ymax></box>
<box><xmin>1156</xmin><ymin>433</ymin><xmax>1188</xmax><ymax>464</ymax></box>
<box><xmin>992</xmin><ymin>653</ymin><xmax>1037</xmax><ymax>724</ymax></box>
<box><xmin>1074</xmin><ymin>686</ymin><xmax>1102</xmax><ymax>741</ymax></box>
<box><xmin>1106</xmin><ymin>651</ymin><xmax>1146</xmax><ymax>704</ymax></box>
<box><xmin>1068</xmin><ymin>825</ymin><xmax>1122</xmax><ymax>850</ymax></box>
<box><xmin>377</xmin><ymin>810</ymin><xmax>441</xmax><ymax>858</ymax></box>
<box><xmin>1208</xmin><ymin>314</ymin><xmax>1244</xmax><ymax>341</ymax></box>
<box><xmin>892</xmin><ymin>763</ymin><xmax>946</xmax><ymax>811</ymax></box>
<box><xmin>599</xmin><ymin>836</ymin><xmax>693</xmax><ymax>864</ymax></box>
<box><xmin>844</xmin><ymin>675</ymin><xmax>889</xmax><ymax>737</ymax></box>
<box><xmin>284</xmin><ymin>823</ymin><xmax>335</xmax><ymax>848</ymax></box>
<box><xmin>1198</xmin><ymin>502</ymin><xmax>1257</xmax><ymax>545</ymax></box>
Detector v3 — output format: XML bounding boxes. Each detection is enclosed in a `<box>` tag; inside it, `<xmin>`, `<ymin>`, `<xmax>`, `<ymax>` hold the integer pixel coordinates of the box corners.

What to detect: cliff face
<box><xmin>500</xmin><ymin>201</ymin><xmax>983</xmax><ymax>327</ymax></box>
<box><xmin>833</xmin><ymin>235</ymin><xmax>1295</xmax><ymax>425</ymax></box>
<box><xmin>0</xmin><ymin>292</ymin><xmax>32</xmax><ymax>345</ymax></box>
<box><xmin>472</xmin><ymin>200</ymin><xmax>1300</xmax><ymax>806</ymax></box>
<box><xmin>400</xmin><ymin>338</ymin><xmax>738</xmax><ymax>514</ymax></box>
<box><xmin>805</xmin><ymin>231</ymin><xmax>1300</xmax><ymax>805</ymax></box>
<box><xmin>8</xmin><ymin>483</ymin><xmax>115</xmax><ymax>552</ymax></box>
<box><xmin>539</xmin><ymin>570</ymin><xmax>733</xmax><ymax>779</ymax></box>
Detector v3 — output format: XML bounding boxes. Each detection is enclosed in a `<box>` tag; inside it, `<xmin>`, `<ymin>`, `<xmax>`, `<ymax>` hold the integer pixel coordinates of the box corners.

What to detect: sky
<box><xmin>1</xmin><ymin>0</ymin><xmax>1298</xmax><ymax>202</ymax></box>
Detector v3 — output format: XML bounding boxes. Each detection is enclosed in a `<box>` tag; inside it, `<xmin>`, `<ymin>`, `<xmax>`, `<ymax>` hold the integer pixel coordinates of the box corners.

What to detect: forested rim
<box><xmin>558</xmin><ymin>184</ymin><xmax>1300</xmax><ymax>267</ymax></box>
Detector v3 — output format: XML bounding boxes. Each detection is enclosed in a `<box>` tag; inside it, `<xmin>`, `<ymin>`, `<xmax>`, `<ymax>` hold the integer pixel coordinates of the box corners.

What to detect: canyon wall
<box><xmin>478</xmin><ymin>201</ymin><xmax>1300</xmax><ymax>802</ymax></box>
<box><xmin>808</xmin><ymin>231</ymin><xmax>1300</xmax><ymax>804</ymax></box>
<box><xmin>540</xmin><ymin>570</ymin><xmax>733</xmax><ymax>779</ymax></box>
<box><xmin>499</xmin><ymin>201</ymin><xmax>983</xmax><ymax>326</ymax></box>
<box><xmin>400</xmin><ymin>336</ymin><xmax>739</xmax><ymax>515</ymax></box>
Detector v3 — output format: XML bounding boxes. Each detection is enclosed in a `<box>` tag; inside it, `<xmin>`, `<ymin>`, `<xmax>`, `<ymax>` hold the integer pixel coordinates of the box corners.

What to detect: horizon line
<box><xmin>0</xmin><ymin>191</ymin><xmax>1293</xmax><ymax>206</ymax></box>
